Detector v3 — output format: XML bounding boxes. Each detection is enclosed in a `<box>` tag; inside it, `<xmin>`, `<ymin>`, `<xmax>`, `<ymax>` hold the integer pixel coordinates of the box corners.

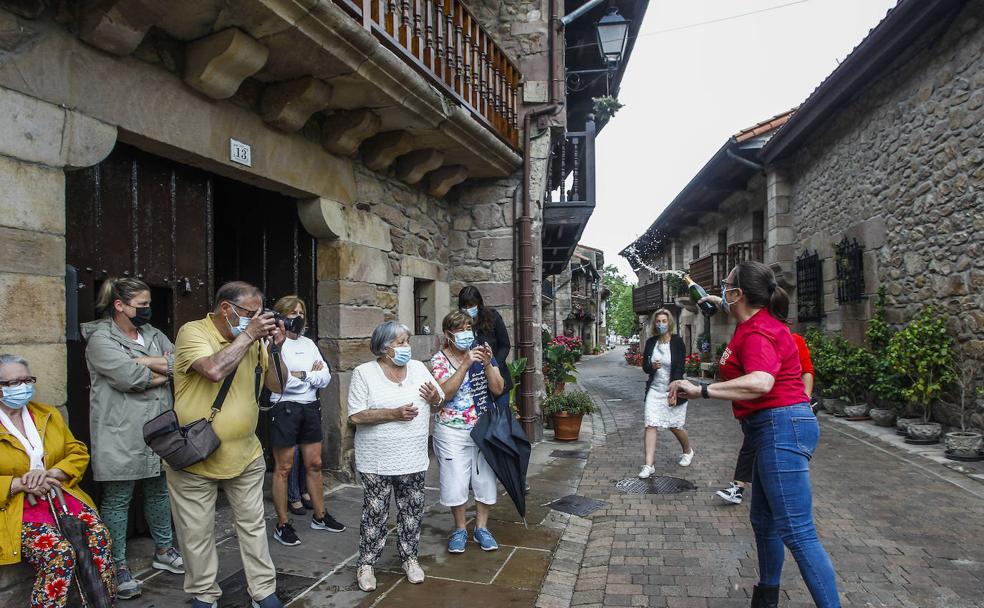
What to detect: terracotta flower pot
<box><xmin>945</xmin><ymin>431</ymin><xmax>983</xmax><ymax>457</ymax></box>
<box><xmin>551</xmin><ymin>412</ymin><xmax>584</xmax><ymax>442</ymax></box>
<box><xmin>869</xmin><ymin>408</ymin><xmax>896</xmax><ymax>427</ymax></box>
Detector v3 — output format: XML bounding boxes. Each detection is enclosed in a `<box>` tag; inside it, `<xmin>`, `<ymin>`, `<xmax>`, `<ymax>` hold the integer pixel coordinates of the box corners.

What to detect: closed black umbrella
<box><xmin>31</xmin><ymin>489</ymin><xmax>114</xmax><ymax>608</ymax></box>
<box><xmin>471</xmin><ymin>400</ymin><xmax>531</xmax><ymax>521</ymax></box>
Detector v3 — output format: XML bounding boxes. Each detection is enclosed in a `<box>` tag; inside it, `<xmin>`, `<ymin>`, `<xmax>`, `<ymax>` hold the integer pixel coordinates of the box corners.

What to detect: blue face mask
<box><xmin>721</xmin><ymin>285</ymin><xmax>735</xmax><ymax>315</ymax></box>
<box><xmin>453</xmin><ymin>330</ymin><xmax>475</xmax><ymax>350</ymax></box>
<box><xmin>654</xmin><ymin>323</ymin><xmax>669</xmax><ymax>335</ymax></box>
<box><xmin>226</xmin><ymin>309</ymin><xmax>251</xmax><ymax>337</ymax></box>
<box><xmin>463</xmin><ymin>306</ymin><xmax>479</xmax><ymax>319</ymax></box>
<box><xmin>391</xmin><ymin>345</ymin><xmax>412</xmax><ymax>366</ymax></box>
<box><xmin>1</xmin><ymin>383</ymin><xmax>33</xmax><ymax>409</ymax></box>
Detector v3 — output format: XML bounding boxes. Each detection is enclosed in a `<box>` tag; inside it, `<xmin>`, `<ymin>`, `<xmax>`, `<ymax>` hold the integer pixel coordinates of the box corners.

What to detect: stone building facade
<box><xmin>543</xmin><ymin>243</ymin><xmax>607</xmax><ymax>348</ymax></box>
<box><xmin>0</xmin><ymin>0</ymin><xmax>559</xmax><ymax>482</ymax></box>
<box><xmin>627</xmin><ymin>0</ymin><xmax>984</xmax><ymax>424</ymax></box>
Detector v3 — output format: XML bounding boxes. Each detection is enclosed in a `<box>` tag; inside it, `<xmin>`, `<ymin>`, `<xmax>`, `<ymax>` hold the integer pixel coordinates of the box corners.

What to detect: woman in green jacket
<box><xmin>82</xmin><ymin>278</ymin><xmax>183</xmax><ymax>600</ymax></box>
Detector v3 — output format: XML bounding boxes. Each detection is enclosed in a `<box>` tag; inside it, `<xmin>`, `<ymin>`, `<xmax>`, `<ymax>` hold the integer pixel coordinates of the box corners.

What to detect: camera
<box><xmin>262</xmin><ymin>309</ymin><xmax>304</xmax><ymax>335</ymax></box>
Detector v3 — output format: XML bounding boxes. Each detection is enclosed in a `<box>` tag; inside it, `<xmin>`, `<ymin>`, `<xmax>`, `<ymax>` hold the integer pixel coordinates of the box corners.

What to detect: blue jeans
<box><xmin>741</xmin><ymin>404</ymin><xmax>840</xmax><ymax>607</ymax></box>
<box><xmin>288</xmin><ymin>448</ymin><xmax>307</xmax><ymax>504</ymax></box>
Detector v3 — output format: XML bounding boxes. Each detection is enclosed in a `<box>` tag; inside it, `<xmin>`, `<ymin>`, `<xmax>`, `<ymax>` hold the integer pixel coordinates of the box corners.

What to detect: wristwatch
<box><xmin>700</xmin><ymin>382</ymin><xmax>710</xmax><ymax>399</ymax></box>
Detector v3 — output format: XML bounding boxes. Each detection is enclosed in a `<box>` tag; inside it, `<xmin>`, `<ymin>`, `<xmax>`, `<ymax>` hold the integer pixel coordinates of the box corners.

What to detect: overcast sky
<box><xmin>581</xmin><ymin>0</ymin><xmax>901</xmax><ymax>280</ymax></box>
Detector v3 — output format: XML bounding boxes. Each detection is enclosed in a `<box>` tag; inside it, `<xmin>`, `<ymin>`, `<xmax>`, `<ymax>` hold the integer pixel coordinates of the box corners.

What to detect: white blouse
<box><xmin>347</xmin><ymin>359</ymin><xmax>444</xmax><ymax>476</ymax></box>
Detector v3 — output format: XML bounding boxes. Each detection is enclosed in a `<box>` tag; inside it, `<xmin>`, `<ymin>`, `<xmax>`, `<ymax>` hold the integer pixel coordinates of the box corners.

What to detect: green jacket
<box><xmin>81</xmin><ymin>318</ymin><xmax>175</xmax><ymax>481</ymax></box>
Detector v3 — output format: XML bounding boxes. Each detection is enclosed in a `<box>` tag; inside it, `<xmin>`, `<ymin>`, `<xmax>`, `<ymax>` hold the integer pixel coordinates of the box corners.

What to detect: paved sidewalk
<box><xmin>571</xmin><ymin>348</ymin><xmax>984</xmax><ymax>608</ymax></box>
<box><xmin>119</xmin><ymin>418</ymin><xmax>593</xmax><ymax>607</ymax></box>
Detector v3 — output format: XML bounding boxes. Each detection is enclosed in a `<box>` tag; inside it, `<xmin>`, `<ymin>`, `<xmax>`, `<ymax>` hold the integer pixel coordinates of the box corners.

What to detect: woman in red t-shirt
<box><xmin>669</xmin><ymin>262</ymin><xmax>839</xmax><ymax>608</ymax></box>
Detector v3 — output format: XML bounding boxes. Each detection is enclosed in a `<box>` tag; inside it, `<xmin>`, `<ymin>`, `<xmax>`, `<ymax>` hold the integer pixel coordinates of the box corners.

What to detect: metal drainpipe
<box><xmin>518</xmin><ymin>102</ymin><xmax>562</xmax><ymax>441</ymax></box>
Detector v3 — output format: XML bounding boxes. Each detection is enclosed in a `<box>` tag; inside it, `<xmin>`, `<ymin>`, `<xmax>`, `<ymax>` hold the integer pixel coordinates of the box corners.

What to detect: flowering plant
<box><xmin>550</xmin><ymin>335</ymin><xmax>583</xmax><ymax>350</ymax></box>
<box><xmin>684</xmin><ymin>353</ymin><xmax>702</xmax><ymax>376</ymax></box>
<box><xmin>624</xmin><ymin>351</ymin><xmax>643</xmax><ymax>367</ymax></box>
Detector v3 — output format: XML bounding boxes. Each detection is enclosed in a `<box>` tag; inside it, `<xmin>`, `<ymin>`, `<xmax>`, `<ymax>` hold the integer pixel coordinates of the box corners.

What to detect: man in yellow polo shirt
<box><xmin>167</xmin><ymin>281</ymin><xmax>289</xmax><ymax>608</ymax></box>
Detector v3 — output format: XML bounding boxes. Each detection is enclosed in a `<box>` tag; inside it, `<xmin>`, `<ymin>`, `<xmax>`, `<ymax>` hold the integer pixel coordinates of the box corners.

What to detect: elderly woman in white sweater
<box><xmin>348</xmin><ymin>321</ymin><xmax>444</xmax><ymax>593</ymax></box>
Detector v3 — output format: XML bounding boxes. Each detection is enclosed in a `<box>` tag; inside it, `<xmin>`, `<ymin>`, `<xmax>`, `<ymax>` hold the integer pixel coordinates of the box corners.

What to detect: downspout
<box><xmin>515</xmin><ymin>0</ymin><xmax>564</xmax><ymax>441</ymax></box>
<box><xmin>518</xmin><ymin>102</ymin><xmax>562</xmax><ymax>441</ymax></box>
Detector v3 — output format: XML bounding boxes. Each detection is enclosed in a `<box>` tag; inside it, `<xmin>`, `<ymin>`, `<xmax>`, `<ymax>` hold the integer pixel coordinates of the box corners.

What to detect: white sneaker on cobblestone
<box><xmin>357</xmin><ymin>565</ymin><xmax>376</xmax><ymax>592</ymax></box>
<box><xmin>678</xmin><ymin>450</ymin><xmax>695</xmax><ymax>467</ymax></box>
<box><xmin>638</xmin><ymin>465</ymin><xmax>656</xmax><ymax>479</ymax></box>
<box><xmin>403</xmin><ymin>559</ymin><xmax>425</xmax><ymax>584</ymax></box>
<box><xmin>715</xmin><ymin>482</ymin><xmax>744</xmax><ymax>504</ymax></box>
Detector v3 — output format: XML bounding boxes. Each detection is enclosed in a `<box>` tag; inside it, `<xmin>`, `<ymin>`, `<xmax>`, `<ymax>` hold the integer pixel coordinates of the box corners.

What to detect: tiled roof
<box><xmin>733</xmin><ymin>108</ymin><xmax>797</xmax><ymax>143</ymax></box>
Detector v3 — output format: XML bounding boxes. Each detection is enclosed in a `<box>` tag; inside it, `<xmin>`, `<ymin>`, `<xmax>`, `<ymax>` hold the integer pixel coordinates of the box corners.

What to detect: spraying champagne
<box><xmin>683</xmin><ymin>274</ymin><xmax>717</xmax><ymax>317</ymax></box>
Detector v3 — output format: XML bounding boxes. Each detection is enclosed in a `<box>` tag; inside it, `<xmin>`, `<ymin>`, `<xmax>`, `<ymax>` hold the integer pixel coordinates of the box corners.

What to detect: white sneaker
<box><xmin>357</xmin><ymin>565</ymin><xmax>376</xmax><ymax>592</ymax></box>
<box><xmin>403</xmin><ymin>559</ymin><xmax>425</xmax><ymax>584</ymax></box>
<box><xmin>678</xmin><ymin>450</ymin><xmax>695</xmax><ymax>467</ymax></box>
<box><xmin>637</xmin><ymin>465</ymin><xmax>656</xmax><ymax>479</ymax></box>
<box><xmin>715</xmin><ymin>482</ymin><xmax>744</xmax><ymax>504</ymax></box>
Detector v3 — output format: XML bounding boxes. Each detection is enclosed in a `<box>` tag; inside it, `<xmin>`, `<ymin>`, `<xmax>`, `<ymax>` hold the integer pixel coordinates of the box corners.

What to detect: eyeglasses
<box><xmin>230</xmin><ymin>303</ymin><xmax>258</xmax><ymax>318</ymax></box>
<box><xmin>720</xmin><ymin>280</ymin><xmax>737</xmax><ymax>292</ymax></box>
<box><xmin>0</xmin><ymin>377</ymin><xmax>37</xmax><ymax>388</ymax></box>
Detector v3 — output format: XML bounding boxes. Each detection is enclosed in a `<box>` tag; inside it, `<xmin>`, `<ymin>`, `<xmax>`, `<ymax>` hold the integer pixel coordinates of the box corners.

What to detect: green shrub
<box><xmin>542</xmin><ymin>390</ymin><xmax>598</xmax><ymax>416</ymax></box>
<box><xmin>886</xmin><ymin>306</ymin><xmax>956</xmax><ymax>422</ymax></box>
<box><xmin>866</xmin><ymin>286</ymin><xmax>905</xmax><ymax>409</ymax></box>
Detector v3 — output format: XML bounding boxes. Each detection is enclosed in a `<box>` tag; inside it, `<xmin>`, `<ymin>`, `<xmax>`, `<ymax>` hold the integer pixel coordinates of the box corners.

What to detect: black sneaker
<box><xmin>274</xmin><ymin>521</ymin><xmax>302</xmax><ymax>546</ymax></box>
<box><xmin>311</xmin><ymin>512</ymin><xmax>346</xmax><ymax>533</ymax></box>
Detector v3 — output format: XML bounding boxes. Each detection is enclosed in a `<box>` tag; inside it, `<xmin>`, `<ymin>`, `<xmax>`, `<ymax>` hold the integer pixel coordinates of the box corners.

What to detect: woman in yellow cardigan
<box><xmin>0</xmin><ymin>354</ymin><xmax>116</xmax><ymax>607</ymax></box>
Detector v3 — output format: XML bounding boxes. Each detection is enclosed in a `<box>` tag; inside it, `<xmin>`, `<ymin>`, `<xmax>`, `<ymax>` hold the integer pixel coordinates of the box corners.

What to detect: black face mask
<box><xmin>284</xmin><ymin>316</ymin><xmax>305</xmax><ymax>335</ymax></box>
<box><xmin>129</xmin><ymin>306</ymin><xmax>152</xmax><ymax>327</ymax></box>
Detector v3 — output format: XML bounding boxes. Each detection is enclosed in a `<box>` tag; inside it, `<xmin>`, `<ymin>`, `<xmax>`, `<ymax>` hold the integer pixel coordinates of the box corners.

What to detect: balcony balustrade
<box><xmin>332</xmin><ymin>0</ymin><xmax>521</xmax><ymax>149</ymax></box>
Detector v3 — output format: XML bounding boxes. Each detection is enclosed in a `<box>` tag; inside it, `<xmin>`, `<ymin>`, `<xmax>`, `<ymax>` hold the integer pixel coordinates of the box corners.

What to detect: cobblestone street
<box><xmin>566</xmin><ymin>348</ymin><xmax>984</xmax><ymax>608</ymax></box>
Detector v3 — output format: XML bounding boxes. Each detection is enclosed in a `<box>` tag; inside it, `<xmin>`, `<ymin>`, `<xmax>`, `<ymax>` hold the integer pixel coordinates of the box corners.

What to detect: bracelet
<box><xmin>700</xmin><ymin>383</ymin><xmax>710</xmax><ymax>399</ymax></box>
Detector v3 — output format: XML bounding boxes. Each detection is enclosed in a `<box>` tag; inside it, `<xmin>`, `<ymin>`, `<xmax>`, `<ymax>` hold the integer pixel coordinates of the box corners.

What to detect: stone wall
<box><xmin>787</xmin><ymin>2</ymin><xmax>984</xmax><ymax>423</ymax></box>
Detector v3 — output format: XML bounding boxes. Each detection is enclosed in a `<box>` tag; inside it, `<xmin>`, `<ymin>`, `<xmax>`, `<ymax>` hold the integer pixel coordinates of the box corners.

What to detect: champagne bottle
<box><xmin>683</xmin><ymin>274</ymin><xmax>717</xmax><ymax>317</ymax></box>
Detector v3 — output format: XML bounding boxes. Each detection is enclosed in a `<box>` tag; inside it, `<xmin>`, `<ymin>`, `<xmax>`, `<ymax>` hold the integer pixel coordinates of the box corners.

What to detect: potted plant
<box><xmin>506</xmin><ymin>357</ymin><xmax>528</xmax><ymax>417</ymax></box>
<box><xmin>804</xmin><ymin>329</ymin><xmax>835</xmax><ymax>413</ymax></box>
<box><xmin>886</xmin><ymin>306</ymin><xmax>955</xmax><ymax>443</ymax></box>
<box><xmin>866</xmin><ymin>287</ymin><xmax>902</xmax><ymax>426</ymax></box>
<box><xmin>684</xmin><ymin>353</ymin><xmax>702</xmax><ymax>379</ymax></box>
<box><xmin>542</xmin><ymin>390</ymin><xmax>598</xmax><ymax>441</ymax></box>
<box><xmin>544</xmin><ymin>343</ymin><xmax>577</xmax><ymax>396</ymax></box>
<box><xmin>944</xmin><ymin>358</ymin><xmax>983</xmax><ymax>459</ymax></box>
<box><xmin>842</xmin><ymin>344</ymin><xmax>875</xmax><ymax>419</ymax></box>
<box><xmin>591</xmin><ymin>95</ymin><xmax>624</xmax><ymax>121</ymax></box>
<box><xmin>820</xmin><ymin>336</ymin><xmax>853</xmax><ymax>416</ymax></box>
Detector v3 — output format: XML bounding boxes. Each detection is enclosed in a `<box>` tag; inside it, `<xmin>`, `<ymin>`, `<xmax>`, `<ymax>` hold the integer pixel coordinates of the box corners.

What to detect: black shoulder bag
<box><xmin>143</xmin><ymin>365</ymin><xmax>240</xmax><ymax>470</ymax></box>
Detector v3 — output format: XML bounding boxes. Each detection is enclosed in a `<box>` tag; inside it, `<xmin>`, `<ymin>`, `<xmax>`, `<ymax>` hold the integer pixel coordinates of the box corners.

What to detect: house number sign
<box><xmin>230</xmin><ymin>139</ymin><xmax>252</xmax><ymax>167</ymax></box>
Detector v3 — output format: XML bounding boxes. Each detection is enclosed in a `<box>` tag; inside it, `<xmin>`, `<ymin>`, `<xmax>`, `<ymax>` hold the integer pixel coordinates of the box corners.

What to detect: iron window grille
<box><xmin>796</xmin><ymin>250</ymin><xmax>824</xmax><ymax>321</ymax></box>
<box><xmin>834</xmin><ymin>237</ymin><xmax>864</xmax><ymax>304</ymax></box>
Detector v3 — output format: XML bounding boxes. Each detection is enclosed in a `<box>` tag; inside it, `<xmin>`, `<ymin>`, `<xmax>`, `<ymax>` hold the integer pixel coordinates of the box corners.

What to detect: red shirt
<box><xmin>718</xmin><ymin>309</ymin><xmax>808</xmax><ymax>419</ymax></box>
<box><xmin>792</xmin><ymin>333</ymin><xmax>814</xmax><ymax>376</ymax></box>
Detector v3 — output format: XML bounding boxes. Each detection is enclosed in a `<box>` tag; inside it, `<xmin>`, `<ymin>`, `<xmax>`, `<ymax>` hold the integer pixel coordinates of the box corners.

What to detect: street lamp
<box><xmin>595</xmin><ymin>7</ymin><xmax>630</xmax><ymax>66</ymax></box>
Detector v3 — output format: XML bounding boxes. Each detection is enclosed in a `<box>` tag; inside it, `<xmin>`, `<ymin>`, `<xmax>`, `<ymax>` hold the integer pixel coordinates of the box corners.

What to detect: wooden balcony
<box><xmin>332</xmin><ymin>0</ymin><xmax>521</xmax><ymax>150</ymax></box>
<box><xmin>689</xmin><ymin>253</ymin><xmax>728</xmax><ymax>294</ymax></box>
<box><xmin>543</xmin><ymin>120</ymin><xmax>598</xmax><ymax>276</ymax></box>
<box><xmin>632</xmin><ymin>278</ymin><xmax>684</xmax><ymax>314</ymax></box>
<box><xmin>727</xmin><ymin>240</ymin><xmax>765</xmax><ymax>269</ymax></box>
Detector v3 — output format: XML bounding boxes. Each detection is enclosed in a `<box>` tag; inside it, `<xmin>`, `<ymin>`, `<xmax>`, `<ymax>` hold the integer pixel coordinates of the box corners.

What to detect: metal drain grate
<box><xmin>615</xmin><ymin>476</ymin><xmax>697</xmax><ymax>495</ymax></box>
<box><xmin>547</xmin><ymin>494</ymin><xmax>609</xmax><ymax>517</ymax></box>
<box><xmin>550</xmin><ymin>449</ymin><xmax>589</xmax><ymax>459</ymax></box>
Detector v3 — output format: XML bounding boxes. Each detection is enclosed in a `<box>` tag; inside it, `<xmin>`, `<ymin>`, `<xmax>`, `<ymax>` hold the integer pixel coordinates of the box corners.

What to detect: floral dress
<box><xmin>644</xmin><ymin>341</ymin><xmax>688</xmax><ymax>429</ymax></box>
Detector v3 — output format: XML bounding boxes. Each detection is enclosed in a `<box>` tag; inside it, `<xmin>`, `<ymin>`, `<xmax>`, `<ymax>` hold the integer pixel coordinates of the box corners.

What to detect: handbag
<box><xmin>142</xmin><ymin>369</ymin><xmax>237</xmax><ymax>470</ymax></box>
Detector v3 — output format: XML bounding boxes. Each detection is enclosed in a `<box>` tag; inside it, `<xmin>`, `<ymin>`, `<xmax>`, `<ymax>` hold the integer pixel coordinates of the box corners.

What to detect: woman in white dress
<box><xmin>638</xmin><ymin>309</ymin><xmax>694</xmax><ymax>478</ymax></box>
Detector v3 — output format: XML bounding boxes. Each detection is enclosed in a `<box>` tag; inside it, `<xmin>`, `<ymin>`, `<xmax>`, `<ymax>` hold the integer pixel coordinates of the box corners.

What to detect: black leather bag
<box><xmin>142</xmin><ymin>371</ymin><xmax>235</xmax><ymax>470</ymax></box>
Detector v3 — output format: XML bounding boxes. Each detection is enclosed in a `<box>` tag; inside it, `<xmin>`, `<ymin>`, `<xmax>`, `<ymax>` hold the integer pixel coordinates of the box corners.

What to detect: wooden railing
<box><xmin>727</xmin><ymin>240</ymin><xmax>765</xmax><ymax>269</ymax></box>
<box><xmin>689</xmin><ymin>253</ymin><xmax>728</xmax><ymax>293</ymax></box>
<box><xmin>546</xmin><ymin>119</ymin><xmax>597</xmax><ymax>205</ymax></box>
<box><xmin>332</xmin><ymin>0</ymin><xmax>521</xmax><ymax>149</ymax></box>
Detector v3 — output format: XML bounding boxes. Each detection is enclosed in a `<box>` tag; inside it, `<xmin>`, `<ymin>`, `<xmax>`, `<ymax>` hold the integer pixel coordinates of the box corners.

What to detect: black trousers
<box><xmin>734</xmin><ymin>433</ymin><xmax>756</xmax><ymax>483</ymax></box>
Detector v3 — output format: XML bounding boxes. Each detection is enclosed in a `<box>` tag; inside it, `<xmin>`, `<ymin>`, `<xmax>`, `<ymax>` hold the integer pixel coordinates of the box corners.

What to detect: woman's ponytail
<box><xmin>735</xmin><ymin>261</ymin><xmax>789</xmax><ymax>320</ymax></box>
<box><xmin>95</xmin><ymin>277</ymin><xmax>151</xmax><ymax>318</ymax></box>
